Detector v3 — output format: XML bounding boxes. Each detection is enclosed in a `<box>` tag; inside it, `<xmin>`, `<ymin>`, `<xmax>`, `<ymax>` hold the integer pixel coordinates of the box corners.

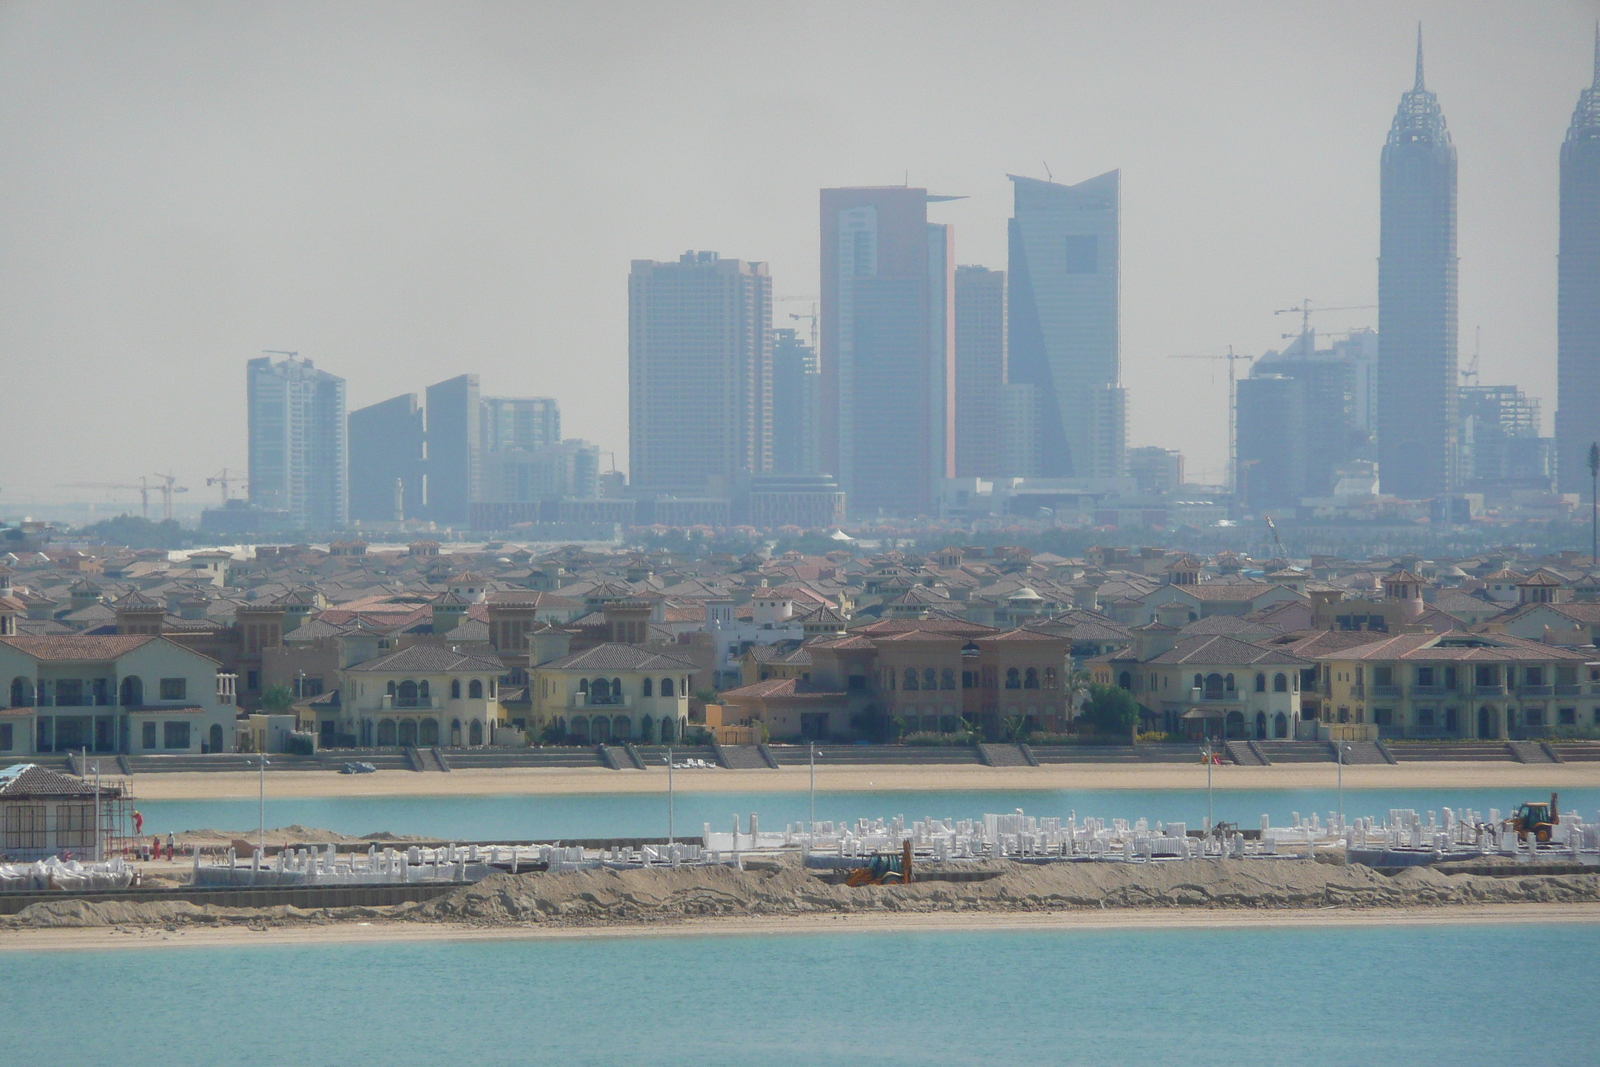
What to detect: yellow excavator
<box><xmin>843</xmin><ymin>840</ymin><xmax>915</xmax><ymax>887</ymax></box>
<box><xmin>1507</xmin><ymin>792</ymin><xmax>1560</xmax><ymax>843</ymax></box>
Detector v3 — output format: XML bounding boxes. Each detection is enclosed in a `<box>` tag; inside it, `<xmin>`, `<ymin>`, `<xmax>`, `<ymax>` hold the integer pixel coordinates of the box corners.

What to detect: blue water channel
<box><xmin>9</xmin><ymin>924</ymin><xmax>1599</xmax><ymax>1066</ymax></box>
<box><xmin>133</xmin><ymin>786</ymin><xmax>1600</xmax><ymax>841</ymax></box>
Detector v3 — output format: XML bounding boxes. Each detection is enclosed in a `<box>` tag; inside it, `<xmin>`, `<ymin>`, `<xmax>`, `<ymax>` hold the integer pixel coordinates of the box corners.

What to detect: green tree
<box><xmin>260</xmin><ymin>684</ymin><xmax>295</xmax><ymax>713</ymax></box>
<box><xmin>1079</xmin><ymin>684</ymin><xmax>1141</xmax><ymax>739</ymax></box>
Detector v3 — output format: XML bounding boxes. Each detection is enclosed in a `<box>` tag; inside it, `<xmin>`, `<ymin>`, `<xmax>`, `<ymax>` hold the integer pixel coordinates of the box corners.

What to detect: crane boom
<box><xmin>1166</xmin><ymin>347</ymin><xmax>1254</xmax><ymax>493</ymax></box>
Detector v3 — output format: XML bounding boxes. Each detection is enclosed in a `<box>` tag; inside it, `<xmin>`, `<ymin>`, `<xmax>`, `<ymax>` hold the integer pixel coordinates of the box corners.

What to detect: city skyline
<box><xmin>0</xmin><ymin>5</ymin><xmax>1591</xmax><ymax>505</ymax></box>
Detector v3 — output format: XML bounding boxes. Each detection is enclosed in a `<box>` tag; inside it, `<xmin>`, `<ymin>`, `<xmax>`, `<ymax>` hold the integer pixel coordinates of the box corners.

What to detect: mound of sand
<box><xmin>8</xmin><ymin>857</ymin><xmax>1598</xmax><ymax>931</ymax></box>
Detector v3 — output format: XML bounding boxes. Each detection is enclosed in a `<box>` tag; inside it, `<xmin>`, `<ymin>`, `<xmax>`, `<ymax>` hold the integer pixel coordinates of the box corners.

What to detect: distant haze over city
<box><xmin>0</xmin><ymin>2</ymin><xmax>1592</xmax><ymax>506</ymax></box>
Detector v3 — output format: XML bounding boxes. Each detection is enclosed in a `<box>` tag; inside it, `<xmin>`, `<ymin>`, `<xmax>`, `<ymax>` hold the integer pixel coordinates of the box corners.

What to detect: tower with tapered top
<box><xmin>1377</xmin><ymin>28</ymin><xmax>1458</xmax><ymax>500</ymax></box>
<box><xmin>1558</xmin><ymin>26</ymin><xmax>1600</xmax><ymax>499</ymax></box>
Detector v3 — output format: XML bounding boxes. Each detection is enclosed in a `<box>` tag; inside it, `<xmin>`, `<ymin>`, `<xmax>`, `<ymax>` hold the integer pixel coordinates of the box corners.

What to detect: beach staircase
<box><xmin>1508</xmin><ymin>741</ymin><xmax>1558</xmax><ymax>764</ymax></box>
<box><xmin>1549</xmin><ymin>742</ymin><xmax>1600</xmax><ymax>762</ymax></box>
<box><xmin>1339</xmin><ymin>740</ymin><xmax>1394</xmax><ymax>765</ymax></box>
<box><xmin>716</xmin><ymin>744</ymin><xmax>777</xmax><ymax>770</ymax></box>
<box><xmin>764</xmin><ymin>744</ymin><xmax>983</xmax><ymax>767</ymax></box>
<box><xmin>1386</xmin><ymin>742</ymin><xmax>1516</xmax><ymax>762</ymax></box>
<box><xmin>403</xmin><ymin>745</ymin><xmax>449</xmax><ymax>772</ymax></box>
<box><xmin>1224</xmin><ymin>741</ymin><xmax>1268</xmax><ymax>767</ymax></box>
<box><xmin>1252</xmin><ymin>741</ymin><xmax>1335</xmax><ymax>763</ymax></box>
<box><xmin>977</xmin><ymin>743</ymin><xmax>1033</xmax><ymax>768</ymax></box>
<box><xmin>621</xmin><ymin>743</ymin><xmax>647</xmax><ymax>770</ymax></box>
<box><xmin>597</xmin><ymin>744</ymin><xmax>622</xmax><ymax>770</ymax></box>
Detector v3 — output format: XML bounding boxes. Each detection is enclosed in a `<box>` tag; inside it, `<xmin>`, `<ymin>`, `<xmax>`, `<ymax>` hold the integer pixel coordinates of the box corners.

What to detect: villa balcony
<box><xmin>1348</xmin><ymin>685</ymin><xmax>1365</xmax><ymax>699</ymax></box>
<box><xmin>381</xmin><ymin>696</ymin><xmax>439</xmax><ymax>710</ymax></box>
<box><xmin>1518</xmin><ymin>685</ymin><xmax>1554</xmax><ymax>698</ymax></box>
<box><xmin>1470</xmin><ymin>685</ymin><xmax>1504</xmax><ymax>697</ymax></box>
<box><xmin>1190</xmin><ymin>689</ymin><xmax>1240</xmax><ymax>703</ymax></box>
<box><xmin>1370</xmin><ymin>684</ymin><xmax>1403</xmax><ymax>700</ymax></box>
<box><xmin>1409</xmin><ymin>685</ymin><xmax>1453</xmax><ymax>699</ymax></box>
<box><xmin>1553</xmin><ymin>684</ymin><xmax>1582</xmax><ymax>697</ymax></box>
<box><xmin>568</xmin><ymin>694</ymin><xmax>634</xmax><ymax>710</ymax></box>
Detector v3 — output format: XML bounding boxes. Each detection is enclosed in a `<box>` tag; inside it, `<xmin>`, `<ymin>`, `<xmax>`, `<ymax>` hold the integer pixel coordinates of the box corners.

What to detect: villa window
<box><xmin>1415</xmin><ymin>708</ymin><xmax>1434</xmax><ymax>727</ymax></box>
<box><xmin>1373</xmin><ymin>708</ymin><xmax>1393</xmax><ymax>726</ymax></box>
<box><xmin>1024</xmin><ymin>668</ymin><xmax>1039</xmax><ymax>690</ymax></box>
<box><xmin>941</xmin><ymin>669</ymin><xmax>955</xmax><ymax>690</ymax></box>
<box><xmin>904</xmin><ymin>669</ymin><xmax>919</xmax><ymax>691</ymax></box>
<box><xmin>469</xmin><ymin>679</ymin><xmax>483</xmax><ymax>699</ymax></box>
<box><xmin>923</xmin><ymin>668</ymin><xmax>937</xmax><ymax>691</ymax></box>
<box><xmin>643</xmin><ymin>678</ymin><xmax>653</xmax><ymax>697</ymax></box>
<box><xmin>1255</xmin><ymin>673</ymin><xmax>1266</xmax><ymax>693</ymax></box>
<box><xmin>1524</xmin><ymin>667</ymin><xmax>1544</xmax><ymax>687</ymax></box>
<box><xmin>1416</xmin><ymin>666</ymin><xmax>1434</xmax><ymax>687</ymax></box>
<box><xmin>451</xmin><ymin>680</ymin><xmax>461</xmax><ymax>699</ymax></box>
<box><xmin>1005</xmin><ymin>668</ymin><xmax>1021</xmax><ymax>690</ymax></box>
<box><xmin>662</xmin><ymin>678</ymin><xmax>674</xmax><ymax>697</ymax></box>
<box><xmin>159</xmin><ymin>678</ymin><xmax>186</xmax><ymax>702</ymax></box>
<box><xmin>1559</xmin><ymin>707</ymin><xmax>1576</xmax><ymax>725</ymax></box>
<box><xmin>1044</xmin><ymin>669</ymin><xmax>1057</xmax><ymax>690</ymax></box>
<box><xmin>1274</xmin><ymin>673</ymin><xmax>1288</xmax><ymax>693</ymax></box>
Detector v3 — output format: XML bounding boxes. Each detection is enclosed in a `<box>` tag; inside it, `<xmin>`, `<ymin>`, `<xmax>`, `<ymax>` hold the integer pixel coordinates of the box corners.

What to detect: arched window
<box><xmin>571</xmin><ymin>715</ymin><xmax>588</xmax><ymax>742</ymax></box>
<box><xmin>1025</xmin><ymin>668</ymin><xmax>1040</xmax><ymax>690</ymax></box>
<box><xmin>1255</xmin><ymin>673</ymin><xmax>1266</xmax><ymax>692</ymax></box>
<box><xmin>377</xmin><ymin>719</ymin><xmax>397</xmax><ymax>746</ymax></box>
<box><xmin>120</xmin><ymin>675</ymin><xmax>143</xmax><ymax>708</ymax></box>
<box><xmin>904</xmin><ymin>668</ymin><xmax>919</xmax><ymax>691</ymax></box>
<box><xmin>398</xmin><ymin>680</ymin><xmax>419</xmax><ymax>706</ymax></box>
<box><xmin>420</xmin><ymin>719</ymin><xmax>439</xmax><ymax>746</ymax></box>
<box><xmin>1224</xmin><ymin>674</ymin><xmax>1235</xmax><ymax>692</ymax></box>
<box><xmin>418</xmin><ymin>680</ymin><xmax>430</xmax><ymax>700</ymax></box>
<box><xmin>663</xmin><ymin>677</ymin><xmax>676</xmax><ymax>697</ymax></box>
<box><xmin>1044</xmin><ymin>668</ymin><xmax>1057</xmax><ymax>690</ymax></box>
<box><xmin>941</xmin><ymin>668</ymin><xmax>955</xmax><ymax>690</ymax></box>
<box><xmin>591</xmin><ymin>677</ymin><xmax>610</xmax><ymax>702</ymax></box>
<box><xmin>612</xmin><ymin>678</ymin><xmax>622</xmax><ymax>700</ymax></box>
<box><xmin>11</xmin><ymin>676</ymin><xmax>32</xmax><ymax>707</ymax></box>
<box><xmin>469</xmin><ymin>720</ymin><xmax>483</xmax><ymax>745</ymax></box>
<box><xmin>660</xmin><ymin>716</ymin><xmax>675</xmax><ymax>743</ymax></box>
<box><xmin>923</xmin><ymin>668</ymin><xmax>937</xmax><ymax>691</ymax></box>
<box><xmin>398</xmin><ymin>719</ymin><xmax>418</xmax><ymax>747</ymax></box>
<box><xmin>1204</xmin><ymin>673</ymin><xmax>1225</xmax><ymax>699</ymax></box>
<box><xmin>1005</xmin><ymin>668</ymin><xmax>1021</xmax><ymax>690</ymax></box>
<box><xmin>469</xmin><ymin>679</ymin><xmax>483</xmax><ymax>699</ymax></box>
<box><xmin>1274</xmin><ymin>673</ymin><xmax>1288</xmax><ymax>693</ymax></box>
<box><xmin>1193</xmin><ymin>674</ymin><xmax>1204</xmax><ymax>690</ymax></box>
<box><xmin>643</xmin><ymin>678</ymin><xmax>653</xmax><ymax>696</ymax></box>
<box><xmin>611</xmin><ymin>716</ymin><xmax>631</xmax><ymax>740</ymax></box>
<box><xmin>1118</xmin><ymin>671</ymin><xmax>1132</xmax><ymax>690</ymax></box>
<box><xmin>451</xmin><ymin>679</ymin><xmax>461</xmax><ymax>699</ymax></box>
<box><xmin>386</xmin><ymin>680</ymin><xmax>397</xmax><ymax>697</ymax></box>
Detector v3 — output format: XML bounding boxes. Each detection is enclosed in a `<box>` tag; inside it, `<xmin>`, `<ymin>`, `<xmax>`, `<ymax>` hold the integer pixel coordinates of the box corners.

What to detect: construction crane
<box><xmin>1273</xmin><ymin>300</ymin><xmax>1376</xmax><ymax>350</ymax></box>
<box><xmin>1460</xmin><ymin>326</ymin><xmax>1482</xmax><ymax>385</ymax></box>
<box><xmin>58</xmin><ymin>479</ymin><xmax>152</xmax><ymax>520</ymax></box>
<box><xmin>780</xmin><ymin>295</ymin><xmax>820</xmax><ymax>351</ymax></box>
<box><xmin>1167</xmin><ymin>347</ymin><xmax>1255</xmax><ymax>493</ymax></box>
<box><xmin>205</xmin><ymin>468</ymin><xmax>247</xmax><ymax>505</ymax></box>
<box><xmin>146</xmin><ymin>473</ymin><xmax>189</xmax><ymax>522</ymax></box>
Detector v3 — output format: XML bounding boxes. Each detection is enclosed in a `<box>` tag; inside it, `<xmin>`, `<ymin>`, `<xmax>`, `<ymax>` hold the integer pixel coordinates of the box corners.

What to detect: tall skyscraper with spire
<box><xmin>1557</xmin><ymin>27</ymin><xmax>1600</xmax><ymax>500</ymax></box>
<box><xmin>1377</xmin><ymin>30</ymin><xmax>1458</xmax><ymax>500</ymax></box>
<box><xmin>1006</xmin><ymin>171</ymin><xmax>1126</xmax><ymax>480</ymax></box>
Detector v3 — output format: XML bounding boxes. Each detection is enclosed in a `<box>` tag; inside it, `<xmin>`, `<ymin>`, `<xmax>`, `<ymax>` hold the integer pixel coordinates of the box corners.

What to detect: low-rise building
<box><xmin>0</xmin><ymin>762</ymin><xmax>125</xmax><ymax>860</ymax></box>
<box><xmin>1313</xmin><ymin>631</ymin><xmax>1598</xmax><ymax>740</ymax></box>
<box><xmin>340</xmin><ymin>645</ymin><xmax>505</xmax><ymax>748</ymax></box>
<box><xmin>529</xmin><ymin>643</ymin><xmax>695</xmax><ymax>744</ymax></box>
<box><xmin>0</xmin><ymin>635</ymin><xmax>239</xmax><ymax>757</ymax></box>
<box><xmin>1092</xmin><ymin>632</ymin><xmax>1309</xmax><ymax>740</ymax></box>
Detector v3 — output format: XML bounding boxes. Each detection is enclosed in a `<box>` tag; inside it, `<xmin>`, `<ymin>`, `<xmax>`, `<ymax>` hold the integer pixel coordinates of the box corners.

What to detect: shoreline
<box><xmin>4</xmin><ymin>902</ymin><xmax>1598</xmax><ymax>952</ymax></box>
<box><xmin>123</xmin><ymin>761</ymin><xmax>1600</xmax><ymax>800</ymax></box>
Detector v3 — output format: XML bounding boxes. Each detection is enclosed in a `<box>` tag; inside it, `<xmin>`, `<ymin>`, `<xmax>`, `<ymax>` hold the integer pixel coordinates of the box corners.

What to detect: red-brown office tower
<box><xmin>820</xmin><ymin>187</ymin><xmax>958</xmax><ymax>517</ymax></box>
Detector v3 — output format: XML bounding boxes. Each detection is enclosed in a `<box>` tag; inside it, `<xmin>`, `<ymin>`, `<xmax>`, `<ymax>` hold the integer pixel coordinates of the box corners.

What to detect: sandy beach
<box><xmin>122</xmin><ymin>761</ymin><xmax>1600</xmax><ymax>800</ymax></box>
<box><xmin>4</xmin><ymin>901</ymin><xmax>1598</xmax><ymax>953</ymax></box>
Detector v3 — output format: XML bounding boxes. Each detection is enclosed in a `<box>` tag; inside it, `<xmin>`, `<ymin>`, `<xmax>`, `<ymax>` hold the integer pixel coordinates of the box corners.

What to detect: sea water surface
<box><xmin>134</xmin><ymin>786</ymin><xmax>1600</xmax><ymax>841</ymax></box>
<box><xmin>9</xmin><ymin>924</ymin><xmax>1599</xmax><ymax>1066</ymax></box>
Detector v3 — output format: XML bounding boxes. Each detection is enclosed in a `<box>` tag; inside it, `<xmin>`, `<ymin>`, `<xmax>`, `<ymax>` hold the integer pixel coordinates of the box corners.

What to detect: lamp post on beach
<box><xmin>663</xmin><ymin>747</ymin><xmax>674</xmax><ymax>844</ymax></box>
<box><xmin>1202</xmin><ymin>741</ymin><xmax>1214</xmax><ymax>828</ymax></box>
<box><xmin>258</xmin><ymin>755</ymin><xmax>269</xmax><ymax>857</ymax></box>
<box><xmin>1336</xmin><ymin>743</ymin><xmax>1351</xmax><ymax>826</ymax></box>
<box><xmin>809</xmin><ymin>742</ymin><xmax>816</xmax><ymax>834</ymax></box>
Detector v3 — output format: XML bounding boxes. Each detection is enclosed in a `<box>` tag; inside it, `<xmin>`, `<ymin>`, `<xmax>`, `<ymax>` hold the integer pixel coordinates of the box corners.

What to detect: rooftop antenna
<box><xmin>1043</xmin><ymin>160</ymin><xmax>1053</xmax><ymax>182</ymax></box>
<box><xmin>1415</xmin><ymin>22</ymin><xmax>1426</xmax><ymax>92</ymax></box>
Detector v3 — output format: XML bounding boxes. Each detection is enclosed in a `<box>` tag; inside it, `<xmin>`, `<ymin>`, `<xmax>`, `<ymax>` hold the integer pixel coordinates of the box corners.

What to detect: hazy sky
<box><xmin>2</xmin><ymin>1</ymin><xmax>1594</xmax><ymax>511</ymax></box>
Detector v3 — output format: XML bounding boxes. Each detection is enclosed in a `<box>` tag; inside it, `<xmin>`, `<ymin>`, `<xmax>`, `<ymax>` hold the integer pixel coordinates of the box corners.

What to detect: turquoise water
<box><xmin>8</xmin><ymin>924</ymin><xmax>1599</xmax><ymax>1066</ymax></box>
<box><xmin>134</xmin><ymin>787</ymin><xmax>1600</xmax><ymax>841</ymax></box>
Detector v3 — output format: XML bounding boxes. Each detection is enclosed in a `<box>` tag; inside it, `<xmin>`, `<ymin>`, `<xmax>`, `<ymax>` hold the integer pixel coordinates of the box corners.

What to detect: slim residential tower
<box><xmin>1378</xmin><ymin>31</ymin><xmax>1458</xmax><ymax>499</ymax></box>
<box><xmin>246</xmin><ymin>354</ymin><xmax>347</xmax><ymax>529</ymax></box>
<box><xmin>628</xmin><ymin>251</ymin><xmax>772</xmax><ymax>493</ymax></box>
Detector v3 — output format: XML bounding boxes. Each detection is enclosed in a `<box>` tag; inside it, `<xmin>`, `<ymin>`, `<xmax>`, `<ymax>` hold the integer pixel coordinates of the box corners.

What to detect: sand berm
<box><xmin>7</xmin><ymin>857</ymin><xmax>1600</xmax><ymax>932</ymax></box>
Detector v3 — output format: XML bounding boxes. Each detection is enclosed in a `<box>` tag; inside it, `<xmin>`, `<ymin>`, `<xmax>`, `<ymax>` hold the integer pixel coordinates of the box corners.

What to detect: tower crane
<box><xmin>1166</xmin><ymin>347</ymin><xmax>1255</xmax><ymax>493</ymax></box>
<box><xmin>780</xmin><ymin>295</ymin><xmax>820</xmax><ymax>351</ymax></box>
<box><xmin>146</xmin><ymin>473</ymin><xmax>189</xmax><ymax>522</ymax></box>
<box><xmin>57</xmin><ymin>479</ymin><xmax>151</xmax><ymax>520</ymax></box>
<box><xmin>1460</xmin><ymin>326</ymin><xmax>1482</xmax><ymax>385</ymax></box>
<box><xmin>206</xmin><ymin>469</ymin><xmax>247</xmax><ymax>505</ymax></box>
<box><xmin>1273</xmin><ymin>300</ymin><xmax>1376</xmax><ymax>350</ymax></box>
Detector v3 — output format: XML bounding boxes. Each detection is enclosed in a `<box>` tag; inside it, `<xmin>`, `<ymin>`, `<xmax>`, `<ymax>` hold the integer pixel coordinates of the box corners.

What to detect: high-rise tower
<box><xmin>246</xmin><ymin>354</ymin><xmax>347</xmax><ymax>530</ymax></box>
<box><xmin>820</xmin><ymin>187</ymin><xmax>957</xmax><ymax>516</ymax></box>
<box><xmin>1558</xmin><ymin>27</ymin><xmax>1600</xmax><ymax>499</ymax></box>
<box><xmin>425</xmin><ymin>374</ymin><xmax>481</xmax><ymax>527</ymax></box>
<box><xmin>1007</xmin><ymin>172</ymin><xmax>1125</xmax><ymax>480</ymax></box>
<box><xmin>348</xmin><ymin>393</ymin><xmax>424</xmax><ymax>523</ymax></box>
<box><xmin>629</xmin><ymin>251</ymin><xmax>772</xmax><ymax>493</ymax></box>
<box><xmin>954</xmin><ymin>265</ymin><xmax>1007</xmax><ymax>478</ymax></box>
<box><xmin>1378</xmin><ymin>30</ymin><xmax>1458</xmax><ymax>499</ymax></box>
